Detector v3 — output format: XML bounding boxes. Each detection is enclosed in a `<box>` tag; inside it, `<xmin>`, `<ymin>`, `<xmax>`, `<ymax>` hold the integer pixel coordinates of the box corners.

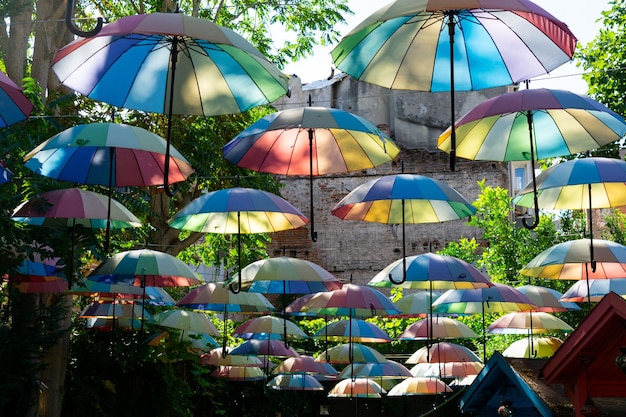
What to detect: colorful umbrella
<box><xmin>227</xmin><ymin>256</ymin><xmax>341</xmax><ymax>294</ymax></box>
<box><xmin>169</xmin><ymin>187</ymin><xmax>308</xmax><ymax>292</ymax></box>
<box><xmin>0</xmin><ymin>69</ymin><xmax>33</xmax><ymax>127</ymax></box>
<box><xmin>338</xmin><ymin>360</ymin><xmax>412</xmax><ymax>380</ymax></box>
<box><xmin>328</xmin><ymin>378</ymin><xmax>385</xmax><ymax>398</ymax></box>
<box><xmin>176</xmin><ymin>282</ymin><xmax>275</xmax><ymax>313</ymax></box>
<box><xmin>200</xmin><ymin>347</ymin><xmax>264</xmax><ymax>368</ymax></box>
<box><xmin>79</xmin><ymin>301</ymin><xmax>149</xmax><ymax>320</ymax></box>
<box><xmin>438</xmin><ymin>89</ymin><xmax>626</xmax><ymax>228</ymax></box>
<box><xmin>333</xmin><ymin>174</ymin><xmax>476</xmax><ymax>284</ymax></box>
<box><xmin>387</xmin><ymin>377</ymin><xmax>452</xmax><ymax>396</ymax></box>
<box><xmin>0</xmin><ymin>160</ymin><xmax>12</xmax><ymax>184</ymax></box>
<box><xmin>272</xmin><ymin>356</ymin><xmax>338</xmax><ymax>378</ymax></box>
<box><xmin>149</xmin><ymin>309</ymin><xmax>220</xmax><ymax>337</ymax></box>
<box><xmin>368</xmin><ymin>253</ymin><xmax>492</xmax><ymax>289</ymax></box>
<box><xmin>24</xmin><ymin>122</ymin><xmax>194</xmax><ymax>187</ymax></box>
<box><xmin>502</xmin><ymin>336</ymin><xmax>563</xmax><ymax>359</ymax></box>
<box><xmin>515</xmin><ymin>284</ymin><xmax>580</xmax><ymax>312</ymax></box>
<box><xmin>70</xmin><ymin>280</ymin><xmax>176</xmax><ymax>306</ymax></box>
<box><xmin>147</xmin><ymin>330</ymin><xmax>219</xmax><ymax>354</ymax></box>
<box><xmin>229</xmin><ymin>339</ymin><xmax>299</xmax><ymax>358</ymax></box>
<box><xmin>52</xmin><ymin>12</ymin><xmax>289</xmax><ymax>193</ymax></box>
<box><xmin>487</xmin><ymin>311</ymin><xmax>573</xmax><ymax>334</ymax></box>
<box><xmin>406</xmin><ymin>342</ymin><xmax>481</xmax><ymax>365</ymax></box>
<box><xmin>11</xmin><ymin>258</ymin><xmax>67</xmax><ymax>293</ymax></box>
<box><xmin>223</xmin><ymin>106</ymin><xmax>400</xmax><ymax>240</ymax></box>
<box><xmin>560</xmin><ymin>278</ymin><xmax>626</xmax><ymax>303</ymax></box>
<box><xmin>314</xmin><ymin>342</ymin><xmax>387</xmax><ymax>365</ymax></box>
<box><xmin>330</xmin><ymin>0</ymin><xmax>577</xmax><ymax>170</ymax></box>
<box><xmin>399</xmin><ymin>317</ymin><xmax>478</xmax><ymax>340</ymax></box>
<box><xmin>210</xmin><ymin>366</ymin><xmax>266</xmax><ymax>381</ymax></box>
<box><xmin>232</xmin><ymin>315</ymin><xmax>308</xmax><ymax>341</ymax></box>
<box><xmin>296</xmin><ymin>283</ymin><xmax>400</xmax><ymax>317</ymax></box>
<box><xmin>391</xmin><ymin>290</ymin><xmax>442</xmax><ymax>318</ymax></box>
<box><xmin>410</xmin><ymin>361</ymin><xmax>484</xmax><ymax>379</ymax></box>
<box><xmin>313</xmin><ymin>318</ymin><xmax>392</xmax><ymax>343</ymax></box>
<box><xmin>266</xmin><ymin>373</ymin><xmax>325</xmax><ymax>391</ymax></box>
<box><xmin>84</xmin><ymin>317</ymin><xmax>142</xmax><ymax>331</ymax></box>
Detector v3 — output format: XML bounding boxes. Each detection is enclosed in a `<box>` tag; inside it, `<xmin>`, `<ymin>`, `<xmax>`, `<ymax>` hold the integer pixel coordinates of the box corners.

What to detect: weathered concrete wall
<box><xmin>268</xmin><ymin>75</ymin><xmax>511</xmax><ymax>285</ymax></box>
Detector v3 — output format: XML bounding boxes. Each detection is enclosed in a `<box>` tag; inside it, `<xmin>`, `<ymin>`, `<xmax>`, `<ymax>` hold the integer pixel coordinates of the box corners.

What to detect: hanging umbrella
<box><xmin>328</xmin><ymin>378</ymin><xmax>385</xmax><ymax>398</ymax></box>
<box><xmin>487</xmin><ymin>311</ymin><xmax>573</xmax><ymax>334</ymax></box>
<box><xmin>11</xmin><ymin>258</ymin><xmax>67</xmax><ymax>293</ymax></box>
<box><xmin>272</xmin><ymin>356</ymin><xmax>338</xmax><ymax>378</ymax></box>
<box><xmin>169</xmin><ymin>187</ymin><xmax>308</xmax><ymax>292</ymax></box>
<box><xmin>314</xmin><ymin>342</ymin><xmax>387</xmax><ymax>365</ymax></box>
<box><xmin>387</xmin><ymin>377</ymin><xmax>452</xmax><ymax>396</ymax></box>
<box><xmin>146</xmin><ymin>330</ymin><xmax>219</xmax><ymax>353</ymax></box>
<box><xmin>560</xmin><ymin>278</ymin><xmax>626</xmax><ymax>303</ymax></box>
<box><xmin>438</xmin><ymin>89</ymin><xmax>626</xmax><ymax>228</ymax></box>
<box><xmin>313</xmin><ymin>318</ymin><xmax>392</xmax><ymax>343</ymax></box>
<box><xmin>79</xmin><ymin>301</ymin><xmax>149</xmax><ymax>320</ymax></box>
<box><xmin>392</xmin><ymin>290</ymin><xmax>442</xmax><ymax>318</ymax></box>
<box><xmin>432</xmin><ymin>284</ymin><xmax>536</xmax><ymax>360</ymax></box>
<box><xmin>210</xmin><ymin>366</ymin><xmax>266</xmax><ymax>381</ymax></box>
<box><xmin>0</xmin><ymin>69</ymin><xmax>33</xmax><ymax>127</ymax></box>
<box><xmin>223</xmin><ymin>106</ymin><xmax>400</xmax><ymax>240</ymax></box>
<box><xmin>176</xmin><ymin>282</ymin><xmax>275</xmax><ymax>313</ymax></box>
<box><xmin>149</xmin><ymin>309</ymin><xmax>220</xmax><ymax>337</ymax></box>
<box><xmin>502</xmin><ymin>336</ymin><xmax>563</xmax><ymax>359</ymax></box>
<box><xmin>70</xmin><ymin>281</ymin><xmax>176</xmax><ymax>306</ymax></box>
<box><xmin>406</xmin><ymin>342</ymin><xmax>481</xmax><ymax>365</ymax></box>
<box><xmin>337</xmin><ymin>360</ymin><xmax>412</xmax><ymax>380</ymax></box>
<box><xmin>200</xmin><ymin>347</ymin><xmax>264</xmax><ymax>367</ymax></box>
<box><xmin>515</xmin><ymin>284</ymin><xmax>580</xmax><ymax>312</ymax></box>
<box><xmin>368</xmin><ymin>253</ymin><xmax>492</xmax><ymax>289</ymax></box>
<box><xmin>229</xmin><ymin>339</ymin><xmax>299</xmax><ymax>358</ymax></box>
<box><xmin>226</xmin><ymin>256</ymin><xmax>341</xmax><ymax>294</ymax></box>
<box><xmin>52</xmin><ymin>12</ymin><xmax>289</xmax><ymax>194</ymax></box>
<box><xmin>399</xmin><ymin>317</ymin><xmax>478</xmax><ymax>340</ymax></box>
<box><xmin>333</xmin><ymin>175</ymin><xmax>476</xmax><ymax>284</ymax></box>
<box><xmin>514</xmin><ymin>157</ymin><xmax>626</xmax><ymax>272</ymax></box>
<box><xmin>232</xmin><ymin>315</ymin><xmax>308</xmax><ymax>341</ymax></box>
<box><xmin>84</xmin><ymin>317</ymin><xmax>142</xmax><ymax>331</ymax></box>
<box><xmin>267</xmin><ymin>373</ymin><xmax>325</xmax><ymax>391</ymax></box>
<box><xmin>410</xmin><ymin>361</ymin><xmax>484</xmax><ymax>379</ymax></box>
<box><xmin>330</xmin><ymin>0</ymin><xmax>577</xmax><ymax>170</ymax></box>
<box><xmin>296</xmin><ymin>283</ymin><xmax>400</xmax><ymax>317</ymax></box>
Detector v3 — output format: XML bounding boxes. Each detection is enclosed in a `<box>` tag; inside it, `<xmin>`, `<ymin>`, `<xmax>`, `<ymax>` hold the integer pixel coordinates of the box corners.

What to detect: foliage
<box><xmin>576</xmin><ymin>0</ymin><xmax>626</xmax><ymax>158</ymax></box>
<box><xmin>602</xmin><ymin>208</ymin><xmax>626</xmax><ymax>244</ymax></box>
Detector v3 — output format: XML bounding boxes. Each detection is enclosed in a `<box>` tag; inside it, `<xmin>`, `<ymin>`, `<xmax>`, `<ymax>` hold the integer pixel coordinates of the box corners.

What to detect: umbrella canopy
<box><xmin>223</xmin><ymin>106</ymin><xmax>399</xmax><ymax>176</ymax></box>
<box><xmin>226</xmin><ymin>256</ymin><xmax>341</xmax><ymax>294</ymax></box>
<box><xmin>70</xmin><ymin>280</ymin><xmax>176</xmax><ymax>306</ymax></box>
<box><xmin>210</xmin><ymin>366</ymin><xmax>266</xmax><ymax>381</ymax></box>
<box><xmin>200</xmin><ymin>347</ymin><xmax>264</xmax><ymax>368</ymax></box>
<box><xmin>560</xmin><ymin>278</ymin><xmax>626</xmax><ymax>303</ymax></box>
<box><xmin>232</xmin><ymin>315</ymin><xmax>308</xmax><ymax>340</ymax></box>
<box><xmin>24</xmin><ymin>123</ymin><xmax>194</xmax><ymax>187</ymax></box>
<box><xmin>296</xmin><ymin>283</ymin><xmax>400</xmax><ymax>317</ymax></box>
<box><xmin>520</xmin><ymin>238</ymin><xmax>626</xmax><ymax>280</ymax></box>
<box><xmin>0</xmin><ymin>69</ymin><xmax>33</xmax><ymax>127</ymax></box>
<box><xmin>332</xmin><ymin>174</ymin><xmax>476</xmax><ymax>225</ymax></box>
<box><xmin>11</xmin><ymin>258</ymin><xmax>67</xmax><ymax>293</ymax></box>
<box><xmin>169</xmin><ymin>187</ymin><xmax>308</xmax><ymax>234</ymax></box>
<box><xmin>272</xmin><ymin>356</ymin><xmax>338</xmax><ymax>378</ymax></box>
<box><xmin>313</xmin><ymin>318</ymin><xmax>392</xmax><ymax>343</ymax></box>
<box><xmin>176</xmin><ymin>282</ymin><xmax>275</xmax><ymax>313</ymax></box>
<box><xmin>369</xmin><ymin>253</ymin><xmax>492</xmax><ymax>290</ymax></box>
<box><xmin>487</xmin><ymin>311</ymin><xmax>573</xmax><ymax>334</ymax></box>
<box><xmin>149</xmin><ymin>309</ymin><xmax>220</xmax><ymax>336</ymax></box>
<box><xmin>410</xmin><ymin>361</ymin><xmax>484</xmax><ymax>379</ymax></box>
<box><xmin>399</xmin><ymin>317</ymin><xmax>478</xmax><ymax>340</ymax></box>
<box><xmin>229</xmin><ymin>339</ymin><xmax>299</xmax><ymax>358</ymax></box>
<box><xmin>147</xmin><ymin>330</ymin><xmax>219</xmax><ymax>353</ymax></box>
<box><xmin>267</xmin><ymin>373</ymin><xmax>325</xmax><ymax>391</ymax></box>
<box><xmin>79</xmin><ymin>301</ymin><xmax>149</xmax><ymax>319</ymax></box>
<box><xmin>437</xmin><ymin>88</ymin><xmax>626</xmax><ymax>162</ymax></box>
<box><xmin>406</xmin><ymin>342</ymin><xmax>481</xmax><ymax>364</ymax></box>
<box><xmin>338</xmin><ymin>360</ymin><xmax>412</xmax><ymax>380</ymax></box>
<box><xmin>85</xmin><ymin>317</ymin><xmax>142</xmax><ymax>331</ymax></box>
<box><xmin>11</xmin><ymin>187</ymin><xmax>141</xmax><ymax>229</ymax></box>
<box><xmin>314</xmin><ymin>342</ymin><xmax>387</xmax><ymax>364</ymax></box>
<box><xmin>392</xmin><ymin>290</ymin><xmax>443</xmax><ymax>318</ymax></box>
<box><xmin>330</xmin><ymin>0</ymin><xmax>576</xmax><ymax>169</ymax></box>
<box><xmin>502</xmin><ymin>336</ymin><xmax>563</xmax><ymax>359</ymax></box>
<box><xmin>328</xmin><ymin>378</ymin><xmax>385</xmax><ymax>398</ymax></box>
<box><xmin>432</xmin><ymin>283</ymin><xmax>536</xmax><ymax>315</ymax></box>
<box><xmin>515</xmin><ymin>284</ymin><xmax>580</xmax><ymax>312</ymax></box>
<box><xmin>52</xmin><ymin>12</ymin><xmax>289</xmax><ymax>193</ymax></box>
<box><xmin>387</xmin><ymin>377</ymin><xmax>452</xmax><ymax>396</ymax></box>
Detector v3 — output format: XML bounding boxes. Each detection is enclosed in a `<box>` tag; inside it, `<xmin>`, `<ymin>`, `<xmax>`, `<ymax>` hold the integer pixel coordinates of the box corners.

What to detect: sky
<box><xmin>282</xmin><ymin>1</ymin><xmax>611</xmax><ymax>95</ymax></box>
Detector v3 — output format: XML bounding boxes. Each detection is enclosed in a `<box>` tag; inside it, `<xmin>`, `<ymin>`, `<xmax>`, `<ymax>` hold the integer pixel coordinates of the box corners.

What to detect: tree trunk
<box><xmin>0</xmin><ymin>0</ymin><xmax>34</xmax><ymax>82</ymax></box>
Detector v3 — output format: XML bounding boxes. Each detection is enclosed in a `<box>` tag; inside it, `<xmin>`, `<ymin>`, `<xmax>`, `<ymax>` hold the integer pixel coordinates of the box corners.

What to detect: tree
<box><xmin>577</xmin><ymin>0</ymin><xmax>626</xmax><ymax>158</ymax></box>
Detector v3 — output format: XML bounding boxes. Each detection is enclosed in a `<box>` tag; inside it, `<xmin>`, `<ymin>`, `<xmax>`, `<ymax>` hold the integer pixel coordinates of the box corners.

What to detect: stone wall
<box><xmin>266</xmin><ymin>74</ymin><xmax>513</xmax><ymax>285</ymax></box>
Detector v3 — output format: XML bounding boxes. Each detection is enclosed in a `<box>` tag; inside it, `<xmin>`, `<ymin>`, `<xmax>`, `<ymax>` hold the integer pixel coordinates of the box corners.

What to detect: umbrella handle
<box><xmin>522</xmin><ymin>111</ymin><xmax>540</xmax><ymax>230</ymax></box>
<box><xmin>65</xmin><ymin>0</ymin><xmax>103</xmax><ymax>37</ymax></box>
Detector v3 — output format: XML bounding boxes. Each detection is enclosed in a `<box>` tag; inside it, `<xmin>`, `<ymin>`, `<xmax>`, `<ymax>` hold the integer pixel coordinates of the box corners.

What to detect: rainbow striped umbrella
<box><xmin>232</xmin><ymin>315</ymin><xmax>308</xmax><ymax>341</ymax></box>
<box><xmin>387</xmin><ymin>377</ymin><xmax>452</xmax><ymax>396</ymax></box>
<box><xmin>487</xmin><ymin>312</ymin><xmax>573</xmax><ymax>334</ymax></box>
<box><xmin>200</xmin><ymin>348</ymin><xmax>264</xmax><ymax>368</ymax></box>
<box><xmin>230</xmin><ymin>339</ymin><xmax>299</xmax><ymax>358</ymax></box>
<box><xmin>328</xmin><ymin>378</ymin><xmax>385</xmax><ymax>398</ymax></box>
<box><xmin>0</xmin><ymin>69</ymin><xmax>32</xmax><ymax>127</ymax></box>
<box><xmin>399</xmin><ymin>317</ymin><xmax>478</xmax><ymax>340</ymax></box>
<box><xmin>149</xmin><ymin>309</ymin><xmax>220</xmax><ymax>337</ymax></box>
<box><xmin>297</xmin><ymin>283</ymin><xmax>400</xmax><ymax>317</ymax></box>
<box><xmin>267</xmin><ymin>373</ymin><xmax>324</xmax><ymax>391</ymax></box>
<box><xmin>410</xmin><ymin>361</ymin><xmax>484</xmax><ymax>379</ymax></box>
<box><xmin>392</xmin><ymin>291</ymin><xmax>443</xmax><ymax>318</ymax></box>
<box><xmin>338</xmin><ymin>360</ymin><xmax>412</xmax><ymax>380</ymax></box>
<box><xmin>210</xmin><ymin>366</ymin><xmax>265</xmax><ymax>381</ymax></box>
<box><xmin>314</xmin><ymin>318</ymin><xmax>391</xmax><ymax>343</ymax></box>
<box><xmin>272</xmin><ymin>356</ymin><xmax>338</xmax><ymax>378</ymax></box>
<box><xmin>560</xmin><ymin>278</ymin><xmax>626</xmax><ymax>303</ymax></box>
<box><xmin>406</xmin><ymin>342</ymin><xmax>481</xmax><ymax>365</ymax></box>
<box><xmin>315</xmin><ymin>343</ymin><xmax>387</xmax><ymax>365</ymax></box>
<box><xmin>502</xmin><ymin>336</ymin><xmax>563</xmax><ymax>359</ymax></box>
<box><xmin>515</xmin><ymin>285</ymin><xmax>580</xmax><ymax>312</ymax></box>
